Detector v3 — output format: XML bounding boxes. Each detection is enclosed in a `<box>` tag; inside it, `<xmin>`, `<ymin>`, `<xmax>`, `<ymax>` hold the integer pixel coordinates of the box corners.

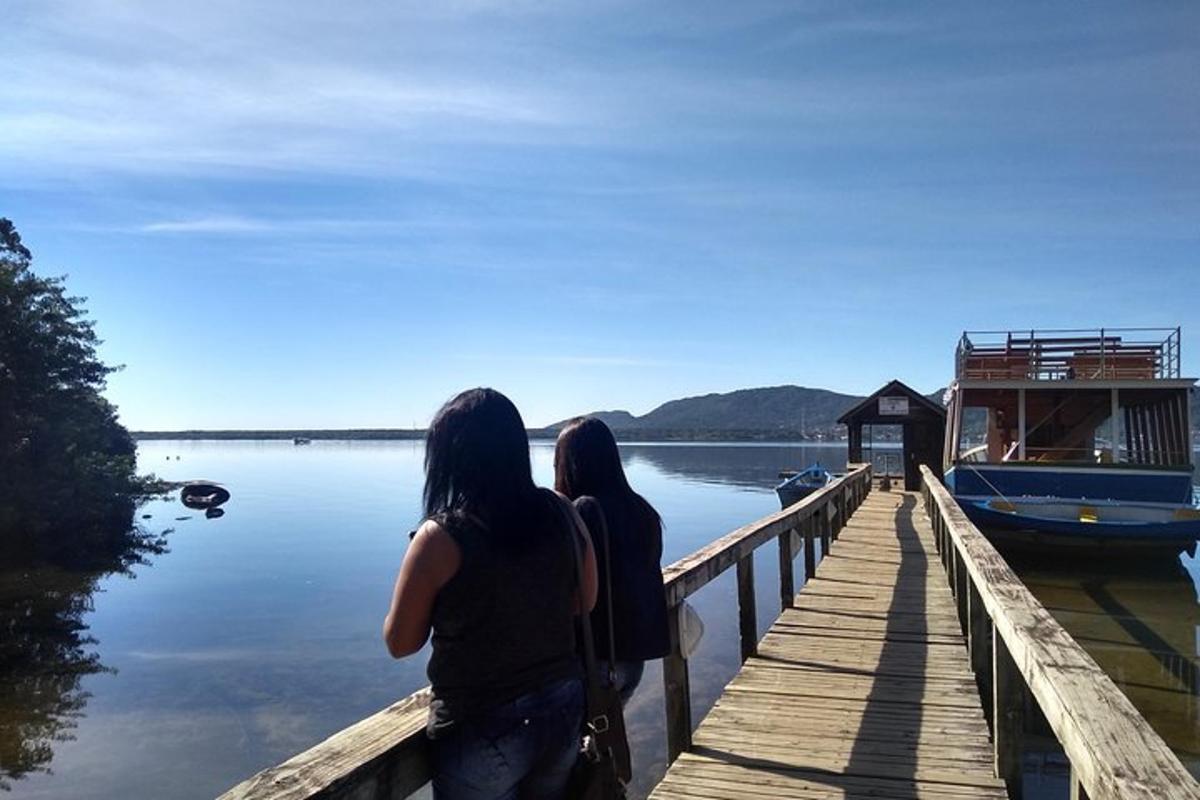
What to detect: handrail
<box><xmin>919</xmin><ymin>464</ymin><xmax>1200</xmax><ymax>800</ymax></box>
<box><xmin>658</xmin><ymin>463</ymin><xmax>873</xmax><ymax>760</ymax></box>
<box><xmin>218</xmin><ymin>690</ymin><xmax>432</xmax><ymax>800</ymax></box>
<box><xmin>217</xmin><ymin>464</ymin><xmax>875</xmax><ymax>799</ymax></box>
<box><xmin>956</xmin><ymin>327</ymin><xmax>1183</xmax><ymax>381</ymax></box>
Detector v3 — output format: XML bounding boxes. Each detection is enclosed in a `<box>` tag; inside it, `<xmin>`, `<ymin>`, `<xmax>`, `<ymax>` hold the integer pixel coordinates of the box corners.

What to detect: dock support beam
<box><xmin>994</xmin><ymin>632</ymin><xmax>1025</xmax><ymax>800</ymax></box>
<box><xmin>803</xmin><ymin>518</ymin><xmax>816</xmax><ymax>584</ymax></box>
<box><xmin>736</xmin><ymin>554</ymin><xmax>757</xmax><ymax>662</ymax></box>
<box><xmin>663</xmin><ymin>603</ymin><xmax>692</xmax><ymax>764</ymax></box>
<box><xmin>778</xmin><ymin>527</ymin><xmax>795</xmax><ymax>611</ymax></box>
<box><xmin>819</xmin><ymin>506</ymin><xmax>831</xmax><ymax>554</ymax></box>
<box><xmin>968</xmin><ymin>582</ymin><xmax>993</xmax><ymax>727</ymax></box>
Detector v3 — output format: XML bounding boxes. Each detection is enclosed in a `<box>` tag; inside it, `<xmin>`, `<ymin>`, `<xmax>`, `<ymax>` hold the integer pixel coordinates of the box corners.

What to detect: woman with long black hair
<box><xmin>554</xmin><ymin>417</ymin><xmax>670</xmax><ymax>704</ymax></box>
<box><xmin>383</xmin><ymin>388</ymin><xmax>597</xmax><ymax>800</ymax></box>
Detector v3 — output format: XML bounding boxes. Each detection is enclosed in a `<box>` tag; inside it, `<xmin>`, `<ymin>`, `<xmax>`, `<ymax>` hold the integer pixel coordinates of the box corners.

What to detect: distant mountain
<box><xmin>548</xmin><ymin>410</ymin><xmax>640</xmax><ymax>429</ymax></box>
<box><xmin>635</xmin><ymin>386</ymin><xmax>861</xmax><ymax>431</ymax></box>
<box><xmin>546</xmin><ymin>385</ymin><xmax>878</xmax><ymax>439</ymax></box>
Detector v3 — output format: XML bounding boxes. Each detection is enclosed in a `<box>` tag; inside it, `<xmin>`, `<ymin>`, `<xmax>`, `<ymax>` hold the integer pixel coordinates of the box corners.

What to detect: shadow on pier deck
<box><xmin>652</xmin><ymin>489</ymin><xmax>1005</xmax><ymax>799</ymax></box>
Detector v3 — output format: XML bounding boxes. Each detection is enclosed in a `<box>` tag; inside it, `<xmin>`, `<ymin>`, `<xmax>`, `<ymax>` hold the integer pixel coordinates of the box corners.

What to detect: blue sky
<box><xmin>3</xmin><ymin>1</ymin><xmax>1197</xmax><ymax>429</ymax></box>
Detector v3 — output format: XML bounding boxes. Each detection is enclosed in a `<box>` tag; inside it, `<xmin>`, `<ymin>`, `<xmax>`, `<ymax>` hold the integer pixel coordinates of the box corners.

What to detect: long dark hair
<box><xmin>423</xmin><ymin>388</ymin><xmax>538</xmax><ymax>531</ymax></box>
<box><xmin>554</xmin><ymin>417</ymin><xmax>661</xmax><ymax>530</ymax></box>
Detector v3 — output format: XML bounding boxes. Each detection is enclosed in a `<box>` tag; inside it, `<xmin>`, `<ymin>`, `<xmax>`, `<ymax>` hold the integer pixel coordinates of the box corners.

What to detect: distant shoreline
<box><xmin>132</xmin><ymin>429</ymin><xmax>859</xmax><ymax>443</ymax></box>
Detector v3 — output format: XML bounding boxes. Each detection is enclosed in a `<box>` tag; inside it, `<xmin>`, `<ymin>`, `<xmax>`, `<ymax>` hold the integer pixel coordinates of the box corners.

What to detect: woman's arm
<box><xmin>382</xmin><ymin>520</ymin><xmax>461</xmax><ymax>658</ymax></box>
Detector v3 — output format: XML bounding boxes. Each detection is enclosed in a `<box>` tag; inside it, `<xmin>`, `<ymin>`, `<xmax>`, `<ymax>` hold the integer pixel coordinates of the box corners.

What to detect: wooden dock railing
<box><xmin>217</xmin><ymin>463</ymin><xmax>874</xmax><ymax>800</ymax></box>
<box><xmin>920</xmin><ymin>464</ymin><xmax>1200</xmax><ymax>800</ymax></box>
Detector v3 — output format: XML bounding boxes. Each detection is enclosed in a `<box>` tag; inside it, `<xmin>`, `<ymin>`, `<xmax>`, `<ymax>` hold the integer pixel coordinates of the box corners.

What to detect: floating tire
<box><xmin>180</xmin><ymin>482</ymin><xmax>231</xmax><ymax>510</ymax></box>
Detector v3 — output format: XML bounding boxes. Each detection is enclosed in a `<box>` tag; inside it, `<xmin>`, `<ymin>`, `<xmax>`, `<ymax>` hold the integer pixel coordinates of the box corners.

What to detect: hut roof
<box><xmin>837</xmin><ymin>379</ymin><xmax>946</xmax><ymax>425</ymax></box>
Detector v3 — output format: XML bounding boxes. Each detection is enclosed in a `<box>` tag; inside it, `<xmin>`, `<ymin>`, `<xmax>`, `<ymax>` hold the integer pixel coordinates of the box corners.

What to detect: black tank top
<box><xmin>425</xmin><ymin>490</ymin><xmax>581</xmax><ymax>735</ymax></box>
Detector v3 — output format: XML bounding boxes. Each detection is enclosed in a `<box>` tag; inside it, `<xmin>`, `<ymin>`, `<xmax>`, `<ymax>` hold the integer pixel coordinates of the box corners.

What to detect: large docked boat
<box><xmin>942</xmin><ymin>328</ymin><xmax>1200</xmax><ymax>554</ymax></box>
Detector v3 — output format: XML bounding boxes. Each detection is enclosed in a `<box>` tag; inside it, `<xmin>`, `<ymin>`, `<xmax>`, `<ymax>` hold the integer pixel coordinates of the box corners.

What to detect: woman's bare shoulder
<box><xmin>409</xmin><ymin>519</ymin><xmax>460</xmax><ymax>564</ymax></box>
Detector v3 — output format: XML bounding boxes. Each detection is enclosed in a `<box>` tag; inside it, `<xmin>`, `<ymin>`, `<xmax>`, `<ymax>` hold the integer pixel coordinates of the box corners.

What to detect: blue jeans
<box><xmin>431</xmin><ymin>676</ymin><xmax>584</xmax><ymax>800</ymax></box>
<box><xmin>597</xmin><ymin>660</ymin><xmax>645</xmax><ymax>706</ymax></box>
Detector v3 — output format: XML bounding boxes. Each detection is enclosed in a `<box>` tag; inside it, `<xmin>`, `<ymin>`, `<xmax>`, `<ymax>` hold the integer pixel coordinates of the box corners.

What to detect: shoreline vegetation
<box><xmin>1</xmin><ymin>218</ymin><xmax>159</xmax><ymax>567</ymax></box>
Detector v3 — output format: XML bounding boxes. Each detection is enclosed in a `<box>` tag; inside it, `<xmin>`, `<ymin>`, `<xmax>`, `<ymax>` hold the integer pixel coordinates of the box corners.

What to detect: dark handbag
<box><xmin>551</xmin><ymin>492</ymin><xmax>631</xmax><ymax>798</ymax></box>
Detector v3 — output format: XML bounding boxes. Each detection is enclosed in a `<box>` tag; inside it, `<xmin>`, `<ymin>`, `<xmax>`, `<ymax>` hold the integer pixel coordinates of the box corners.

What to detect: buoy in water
<box><xmin>180</xmin><ymin>482</ymin><xmax>231</xmax><ymax>510</ymax></box>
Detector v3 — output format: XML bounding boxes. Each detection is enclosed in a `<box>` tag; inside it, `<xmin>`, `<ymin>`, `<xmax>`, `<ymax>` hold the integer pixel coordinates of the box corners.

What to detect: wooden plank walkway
<box><xmin>650</xmin><ymin>489</ymin><xmax>1008</xmax><ymax>800</ymax></box>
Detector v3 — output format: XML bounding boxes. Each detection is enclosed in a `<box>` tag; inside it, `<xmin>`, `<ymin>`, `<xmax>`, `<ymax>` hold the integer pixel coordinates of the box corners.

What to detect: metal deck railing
<box><xmin>955</xmin><ymin>327</ymin><xmax>1182</xmax><ymax>381</ymax></box>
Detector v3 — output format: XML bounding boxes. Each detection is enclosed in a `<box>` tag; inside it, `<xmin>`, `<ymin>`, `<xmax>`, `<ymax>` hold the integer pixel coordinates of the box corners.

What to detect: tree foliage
<box><xmin>0</xmin><ymin>218</ymin><xmax>152</xmax><ymax>563</ymax></box>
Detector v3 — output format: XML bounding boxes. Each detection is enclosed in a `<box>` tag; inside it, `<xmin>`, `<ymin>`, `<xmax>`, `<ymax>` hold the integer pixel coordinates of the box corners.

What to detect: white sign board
<box><xmin>878</xmin><ymin>396</ymin><xmax>909</xmax><ymax>416</ymax></box>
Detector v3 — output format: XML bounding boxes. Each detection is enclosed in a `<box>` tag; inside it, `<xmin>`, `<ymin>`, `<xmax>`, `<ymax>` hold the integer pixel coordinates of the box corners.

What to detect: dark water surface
<box><xmin>1</xmin><ymin>441</ymin><xmax>1198</xmax><ymax>798</ymax></box>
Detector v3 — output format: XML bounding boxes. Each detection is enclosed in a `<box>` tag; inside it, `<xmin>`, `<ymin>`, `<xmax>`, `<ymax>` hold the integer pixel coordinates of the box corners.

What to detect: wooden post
<box><xmin>736</xmin><ymin>554</ymin><xmax>757</xmax><ymax>662</ymax></box>
<box><xmin>663</xmin><ymin>603</ymin><xmax>692</xmax><ymax>763</ymax></box>
<box><xmin>803</xmin><ymin>517</ymin><xmax>816</xmax><ymax>583</ymax></box>
<box><xmin>954</xmin><ymin>553</ymin><xmax>968</xmax><ymax>630</ymax></box>
<box><xmin>930</xmin><ymin>504</ymin><xmax>939</xmax><ymax>553</ymax></box>
<box><xmin>832</xmin><ymin>491</ymin><xmax>842</xmax><ymax>542</ymax></box>
<box><xmin>942</xmin><ymin>516</ymin><xmax>953</xmax><ymax>574</ymax></box>
<box><xmin>994</xmin><ymin>632</ymin><xmax>1025</xmax><ymax>800</ymax></box>
<box><xmin>820</xmin><ymin>505</ymin><xmax>832</xmax><ymax>554</ymax></box>
<box><xmin>968</xmin><ymin>581</ymin><xmax>993</xmax><ymax>728</ymax></box>
<box><xmin>948</xmin><ymin>541</ymin><xmax>959</xmax><ymax>597</ymax></box>
<box><xmin>778</xmin><ymin>527</ymin><xmax>795</xmax><ymax>611</ymax></box>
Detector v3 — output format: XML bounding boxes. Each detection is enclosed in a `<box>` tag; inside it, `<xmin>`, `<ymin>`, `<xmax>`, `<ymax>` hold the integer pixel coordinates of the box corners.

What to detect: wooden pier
<box><xmin>651</xmin><ymin>487</ymin><xmax>1006</xmax><ymax>799</ymax></box>
<box><xmin>220</xmin><ymin>463</ymin><xmax>1200</xmax><ymax>800</ymax></box>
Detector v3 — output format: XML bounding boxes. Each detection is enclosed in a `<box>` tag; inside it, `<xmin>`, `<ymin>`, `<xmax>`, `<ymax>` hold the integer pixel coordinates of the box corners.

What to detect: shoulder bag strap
<box><xmin>578</xmin><ymin>496</ymin><xmax>618</xmax><ymax>684</ymax></box>
<box><xmin>546</xmin><ymin>490</ymin><xmax>603</xmax><ymax>700</ymax></box>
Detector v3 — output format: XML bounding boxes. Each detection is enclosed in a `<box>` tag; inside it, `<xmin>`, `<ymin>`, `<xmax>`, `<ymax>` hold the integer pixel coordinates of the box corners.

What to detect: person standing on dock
<box><xmin>383</xmin><ymin>388</ymin><xmax>598</xmax><ymax>800</ymax></box>
<box><xmin>555</xmin><ymin>417</ymin><xmax>671</xmax><ymax>705</ymax></box>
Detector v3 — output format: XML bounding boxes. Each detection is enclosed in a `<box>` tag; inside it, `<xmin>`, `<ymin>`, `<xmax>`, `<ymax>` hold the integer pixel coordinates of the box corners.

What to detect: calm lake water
<box><xmin>2</xmin><ymin>440</ymin><xmax>1199</xmax><ymax>798</ymax></box>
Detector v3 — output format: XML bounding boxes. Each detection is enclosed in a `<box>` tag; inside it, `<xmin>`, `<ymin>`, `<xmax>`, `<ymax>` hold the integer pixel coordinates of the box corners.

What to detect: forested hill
<box><xmin>547</xmin><ymin>385</ymin><xmax>870</xmax><ymax>439</ymax></box>
<box><xmin>549</xmin><ymin>385</ymin><xmax>1200</xmax><ymax>441</ymax></box>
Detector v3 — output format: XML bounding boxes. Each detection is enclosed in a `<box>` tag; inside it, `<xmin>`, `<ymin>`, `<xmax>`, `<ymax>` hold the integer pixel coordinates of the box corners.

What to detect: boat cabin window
<box><xmin>949</xmin><ymin>386</ymin><xmax>1192</xmax><ymax>467</ymax></box>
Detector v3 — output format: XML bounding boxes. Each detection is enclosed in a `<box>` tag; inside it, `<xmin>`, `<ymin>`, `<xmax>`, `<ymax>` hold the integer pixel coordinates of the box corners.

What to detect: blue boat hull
<box><xmin>946</xmin><ymin>463</ymin><xmax>1194</xmax><ymax>504</ymax></box>
<box><xmin>947</xmin><ymin>463</ymin><xmax>1199</xmax><ymax>552</ymax></box>
<box><xmin>964</xmin><ymin>500</ymin><xmax>1200</xmax><ymax>540</ymax></box>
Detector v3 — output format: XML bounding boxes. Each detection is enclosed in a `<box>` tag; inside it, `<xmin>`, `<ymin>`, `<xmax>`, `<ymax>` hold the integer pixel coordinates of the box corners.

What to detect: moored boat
<box><xmin>942</xmin><ymin>328</ymin><xmax>1199</xmax><ymax>554</ymax></box>
<box><xmin>775</xmin><ymin>463</ymin><xmax>832</xmax><ymax>508</ymax></box>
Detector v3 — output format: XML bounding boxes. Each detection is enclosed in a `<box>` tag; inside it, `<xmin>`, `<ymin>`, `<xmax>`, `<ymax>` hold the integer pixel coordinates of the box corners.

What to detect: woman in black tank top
<box><xmin>383</xmin><ymin>388</ymin><xmax>597</xmax><ymax>800</ymax></box>
<box><xmin>554</xmin><ymin>417</ymin><xmax>670</xmax><ymax>713</ymax></box>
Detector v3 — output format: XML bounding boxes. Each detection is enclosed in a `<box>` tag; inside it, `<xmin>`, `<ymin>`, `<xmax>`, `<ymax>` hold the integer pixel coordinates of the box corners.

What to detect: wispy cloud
<box><xmin>0</xmin><ymin>2</ymin><xmax>1096</xmax><ymax>182</ymax></box>
<box><xmin>138</xmin><ymin>216</ymin><xmax>276</xmax><ymax>234</ymax></box>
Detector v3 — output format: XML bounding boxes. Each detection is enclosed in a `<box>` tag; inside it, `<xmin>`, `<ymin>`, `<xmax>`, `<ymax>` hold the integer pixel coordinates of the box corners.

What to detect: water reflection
<box><xmin>0</xmin><ymin>519</ymin><xmax>168</xmax><ymax>788</ymax></box>
<box><xmin>1009</xmin><ymin>550</ymin><xmax>1200</xmax><ymax>771</ymax></box>
<box><xmin>0</xmin><ymin>440</ymin><xmax>1194</xmax><ymax>799</ymax></box>
<box><xmin>619</xmin><ymin>443</ymin><xmax>852</xmax><ymax>491</ymax></box>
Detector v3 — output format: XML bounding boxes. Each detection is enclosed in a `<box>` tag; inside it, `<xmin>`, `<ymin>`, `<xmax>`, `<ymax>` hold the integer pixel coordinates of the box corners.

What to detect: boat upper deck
<box><xmin>956</xmin><ymin>328</ymin><xmax>1183</xmax><ymax>383</ymax></box>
